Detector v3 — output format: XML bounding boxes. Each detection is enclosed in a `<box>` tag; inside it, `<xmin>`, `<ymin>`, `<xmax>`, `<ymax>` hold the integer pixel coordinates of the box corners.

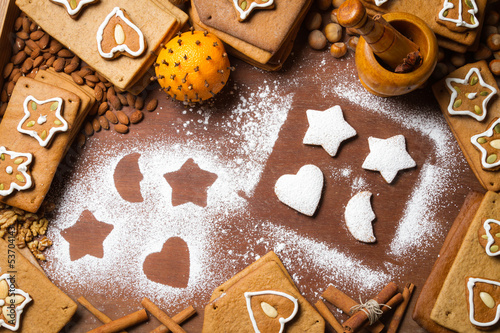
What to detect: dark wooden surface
<box><xmin>0</xmin><ymin>2</ymin><xmax>488</xmax><ymax>331</ymax></box>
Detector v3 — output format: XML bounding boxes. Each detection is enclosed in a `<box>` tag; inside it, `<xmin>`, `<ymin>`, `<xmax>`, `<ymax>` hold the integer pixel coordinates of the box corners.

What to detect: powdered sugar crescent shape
<box><xmin>345</xmin><ymin>191</ymin><xmax>376</xmax><ymax>243</ymax></box>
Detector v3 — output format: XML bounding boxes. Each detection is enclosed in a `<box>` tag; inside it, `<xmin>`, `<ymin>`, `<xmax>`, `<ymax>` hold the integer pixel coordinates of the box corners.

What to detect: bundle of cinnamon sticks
<box><xmin>315</xmin><ymin>282</ymin><xmax>415</xmax><ymax>333</ymax></box>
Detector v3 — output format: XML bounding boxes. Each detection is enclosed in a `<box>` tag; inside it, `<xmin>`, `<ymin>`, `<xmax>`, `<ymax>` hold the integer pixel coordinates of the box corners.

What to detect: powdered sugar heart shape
<box><xmin>274</xmin><ymin>164</ymin><xmax>323</xmax><ymax>216</ymax></box>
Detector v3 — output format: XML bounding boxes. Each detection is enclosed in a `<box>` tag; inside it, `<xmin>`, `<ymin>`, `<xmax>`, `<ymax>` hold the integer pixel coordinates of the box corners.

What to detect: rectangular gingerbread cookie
<box><xmin>203</xmin><ymin>251</ymin><xmax>325</xmax><ymax>332</ymax></box>
<box><xmin>432</xmin><ymin>60</ymin><xmax>500</xmax><ymax>192</ymax></box>
<box><xmin>430</xmin><ymin>191</ymin><xmax>500</xmax><ymax>332</ymax></box>
<box><xmin>0</xmin><ymin>238</ymin><xmax>77</xmax><ymax>332</ymax></box>
<box><xmin>0</xmin><ymin>77</ymin><xmax>81</xmax><ymax>212</ymax></box>
<box><xmin>16</xmin><ymin>0</ymin><xmax>186</xmax><ymax>91</ymax></box>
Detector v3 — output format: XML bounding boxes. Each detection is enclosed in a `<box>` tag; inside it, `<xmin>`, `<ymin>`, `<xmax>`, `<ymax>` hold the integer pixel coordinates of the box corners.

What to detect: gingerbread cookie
<box><xmin>437</xmin><ymin>0</ymin><xmax>479</xmax><ymax>32</ymax></box>
<box><xmin>0</xmin><ymin>274</ymin><xmax>32</xmax><ymax>331</ymax></box>
<box><xmin>49</xmin><ymin>0</ymin><xmax>97</xmax><ymax>18</ymax></box>
<box><xmin>203</xmin><ymin>251</ymin><xmax>325</xmax><ymax>332</ymax></box>
<box><xmin>0</xmin><ymin>147</ymin><xmax>33</xmax><ymax>197</ymax></box>
<box><xmin>478</xmin><ymin>219</ymin><xmax>500</xmax><ymax>256</ymax></box>
<box><xmin>471</xmin><ymin>118</ymin><xmax>500</xmax><ymax>171</ymax></box>
<box><xmin>230</xmin><ymin>0</ymin><xmax>275</xmax><ymax>21</ymax></box>
<box><xmin>466</xmin><ymin>277</ymin><xmax>500</xmax><ymax>329</ymax></box>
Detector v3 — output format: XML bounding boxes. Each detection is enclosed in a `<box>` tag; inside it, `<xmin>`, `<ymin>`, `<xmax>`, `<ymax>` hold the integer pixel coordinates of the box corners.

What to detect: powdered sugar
<box><xmin>345</xmin><ymin>191</ymin><xmax>376</xmax><ymax>243</ymax></box>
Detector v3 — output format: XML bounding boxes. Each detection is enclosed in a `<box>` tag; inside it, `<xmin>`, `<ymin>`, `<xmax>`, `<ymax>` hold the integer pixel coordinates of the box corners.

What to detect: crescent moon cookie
<box><xmin>478</xmin><ymin>219</ymin><xmax>500</xmax><ymax>256</ymax></box>
<box><xmin>466</xmin><ymin>277</ymin><xmax>500</xmax><ymax>329</ymax></box>
<box><xmin>0</xmin><ymin>147</ymin><xmax>33</xmax><ymax>197</ymax></box>
<box><xmin>231</xmin><ymin>0</ymin><xmax>275</xmax><ymax>21</ymax></box>
<box><xmin>445</xmin><ymin>67</ymin><xmax>497</xmax><ymax>122</ymax></box>
<box><xmin>438</xmin><ymin>0</ymin><xmax>479</xmax><ymax>32</ymax></box>
<box><xmin>96</xmin><ymin>7</ymin><xmax>147</xmax><ymax>60</ymax></box>
<box><xmin>50</xmin><ymin>0</ymin><xmax>97</xmax><ymax>18</ymax></box>
<box><xmin>471</xmin><ymin>118</ymin><xmax>500</xmax><ymax>170</ymax></box>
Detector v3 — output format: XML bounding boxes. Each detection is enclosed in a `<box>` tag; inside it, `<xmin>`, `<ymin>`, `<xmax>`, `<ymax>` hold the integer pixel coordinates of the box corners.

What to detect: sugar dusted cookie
<box><xmin>362</xmin><ymin>135</ymin><xmax>416</xmax><ymax>184</ymax></box>
<box><xmin>274</xmin><ymin>164</ymin><xmax>323</xmax><ymax>216</ymax></box>
<box><xmin>466</xmin><ymin>277</ymin><xmax>500</xmax><ymax>329</ymax></box>
<box><xmin>96</xmin><ymin>7</ymin><xmax>147</xmax><ymax>60</ymax></box>
<box><xmin>345</xmin><ymin>191</ymin><xmax>376</xmax><ymax>243</ymax></box>
<box><xmin>230</xmin><ymin>0</ymin><xmax>275</xmax><ymax>21</ymax></box>
<box><xmin>302</xmin><ymin>105</ymin><xmax>357</xmax><ymax>157</ymax></box>
<box><xmin>478</xmin><ymin>219</ymin><xmax>500</xmax><ymax>256</ymax></box>
<box><xmin>50</xmin><ymin>0</ymin><xmax>97</xmax><ymax>18</ymax></box>
<box><xmin>0</xmin><ymin>147</ymin><xmax>33</xmax><ymax>197</ymax></box>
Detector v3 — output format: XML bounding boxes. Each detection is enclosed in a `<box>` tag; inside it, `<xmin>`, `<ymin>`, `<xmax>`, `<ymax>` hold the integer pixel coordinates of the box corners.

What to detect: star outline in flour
<box><xmin>303</xmin><ymin>106</ymin><xmax>357</xmax><ymax>157</ymax></box>
<box><xmin>362</xmin><ymin>135</ymin><xmax>416</xmax><ymax>183</ymax></box>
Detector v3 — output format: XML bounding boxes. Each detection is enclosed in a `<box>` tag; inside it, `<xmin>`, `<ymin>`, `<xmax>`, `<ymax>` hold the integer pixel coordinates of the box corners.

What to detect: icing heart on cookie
<box><xmin>0</xmin><ymin>274</ymin><xmax>32</xmax><ymax>331</ymax></box>
<box><xmin>466</xmin><ymin>277</ymin><xmax>500</xmax><ymax>328</ymax></box>
<box><xmin>244</xmin><ymin>290</ymin><xmax>299</xmax><ymax>333</ymax></box>
<box><xmin>345</xmin><ymin>191</ymin><xmax>376</xmax><ymax>243</ymax></box>
<box><xmin>478</xmin><ymin>219</ymin><xmax>500</xmax><ymax>256</ymax></box>
<box><xmin>50</xmin><ymin>0</ymin><xmax>97</xmax><ymax>17</ymax></box>
<box><xmin>0</xmin><ymin>147</ymin><xmax>33</xmax><ymax>197</ymax></box>
<box><xmin>17</xmin><ymin>96</ymin><xmax>68</xmax><ymax>147</ymax></box>
<box><xmin>96</xmin><ymin>7</ymin><xmax>147</xmax><ymax>59</ymax></box>
<box><xmin>231</xmin><ymin>0</ymin><xmax>274</xmax><ymax>21</ymax></box>
<box><xmin>274</xmin><ymin>164</ymin><xmax>323</xmax><ymax>216</ymax></box>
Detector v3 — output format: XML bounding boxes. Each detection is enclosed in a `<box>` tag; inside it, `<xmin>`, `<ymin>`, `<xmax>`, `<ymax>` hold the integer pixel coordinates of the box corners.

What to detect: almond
<box><xmin>92</xmin><ymin>118</ymin><xmax>101</xmax><ymax>132</ymax></box>
<box><xmin>21</xmin><ymin>17</ymin><xmax>30</xmax><ymax>33</ymax></box>
<box><xmin>12</xmin><ymin>51</ymin><xmax>26</xmax><ymax>65</ymax></box>
<box><xmin>116</xmin><ymin>111</ymin><xmax>129</xmax><ymax>125</ymax></box>
<box><xmin>117</xmin><ymin>93</ymin><xmax>128</xmax><ymax>106</ymax></box>
<box><xmin>77</xmin><ymin>133</ymin><xmax>86</xmax><ymax>148</ymax></box>
<box><xmin>23</xmin><ymin>45</ymin><xmax>32</xmax><ymax>57</ymax></box>
<box><xmin>0</xmin><ymin>103</ymin><xmax>7</xmax><ymax>117</ymax></box>
<box><xmin>29</xmin><ymin>22</ymin><xmax>37</xmax><ymax>32</ymax></box>
<box><xmin>135</xmin><ymin>96</ymin><xmax>144</xmax><ymax>110</ymax></box>
<box><xmin>109</xmin><ymin>95</ymin><xmax>121</xmax><ymax>110</ymax></box>
<box><xmin>53</xmin><ymin>57</ymin><xmax>65</xmax><ymax>72</ymax></box>
<box><xmin>16</xmin><ymin>31</ymin><xmax>29</xmax><ymax>40</ymax></box>
<box><xmin>106</xmin><ymin>86</ymin><xmax>116</xmax><ymax>100</ymax></box>
<box><xmin>83</xmin><ymin>121</ymin><xmax>94</xmax><ymax>137</ymax></box>
<box><xmin>57</xmin><ymin>49</ymin><xmax>73</xmax><ymax>58</ymax></box>
<box><xmin>30</xmin><ymin>47</ymin><xmax>41</xmax><ymax>60</ymax></box>
<box><xmin>6</xmin><ymin>81</ymin><xmax>15</xmax><ymax>96</ymax></box>
<box><xmin>12</xmin><ymin>71</ymin><xmax>22</xmax><ymax>83</ymax></box>
<box><xmin>99</xmin><ymin>116</ymin><xmax>110</xmax><ymax>130</ymax></box>
<box><xmin>126</xmin><ymin>93</ymin><xmax>136</xmax><ymax>107</ymax></box>
<box><xmin>105</xmin><ymin>110</ymin><xmax>118</xmax><ymax>124</ymax></box>
<box><xmin>3</xmin><ymin>63</ymin><xmax>13</xmax><ymax>79</ymax></box>
<box><xmin>33</xmin><ymin>55</ymin><xmax>44</xmax><ymax>68</ymax></box>
<box><xmin>43</xmin><ymin>52</ymin><xmax>52</xmax><ymax>60</ymax></box>
<box><xmin>9</xmin><ymin>68</ymin><xmax>20</xmax><ymax>81</ymax></box>
<box><xmin>13</xmin><ymin>38</ymin><xmax>24</xmax><ymax>54</ymax></box>
<box><xmin>37</xmin><ymin>34</ymin><xmax>50</xmax><ymax>50</ymax></box>
<box><xmin>114</xmin><ymin>124</ymin><xmax>129</xmax><ymax>134</ymax></box>
<box><xmin>95</xmin><ymin>72</ymin><xmax>108</xmax><ymax>83</ymax></box>
<box><xmin>14</xmin><ymin>17</ymin><xmax>22</xmax><ymax>31</ymax></box>
<box><xmin>98</xmin><ymin>102</ymin><xmax>109</xmax><ymax>115</ymax></box>
<box><xmin>30</xmin><ymin>30</ymin><xmax>44</xmax><ymax>41</ymax></box>
<box><xmin>49</xmin><ymin>40</ymin><xmax>62</xmax><ymax>54</ymax></box>
<box><xmin>130</xmin><ymin>110</ymin><xmax>144</xmax><ymax>124</ymax></box>
<box><xmin>64</xmin><ymin>62</ymin><xmax>79</xmax><ymax>74</ymax></box>
<box><xmin>78</xmin><ymin>67</ymin><xmax>93</xmax><ymax>77</ymax></box>
<box><xmin>85</xmin><ymin>80</ymin><xmax>96</xmax><ymax>88</ymax></box>
<box><xmin>71</xmin><ymin>72</ymin><xmax>84</xmax><ymax>85</ymax></box>
<box><xmin>22</xmin><ymin>57</ymin><xmax>33</xmax><ymax>73</ymax></box>
<box><xmin>146</xmin><ymin>98</ymin><xmax>158</xmax><ymax>112</ymax></box>
<box><xmin>70</xmin><ymin>56</ymin><xmax>79</xmax><ymax>65</ymax></box>
<box><xmin>1</xmin><ymin>88</ymin><xmax>8</xmax><ymax>103</ymax></box>
<box><xmin>84</xmin><ymin>74</ymin><xmax>99</xmax><ymax>83</ymax></box>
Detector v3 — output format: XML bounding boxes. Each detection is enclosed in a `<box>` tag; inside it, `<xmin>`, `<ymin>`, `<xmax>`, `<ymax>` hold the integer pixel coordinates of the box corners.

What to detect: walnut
<box><xmin>38</xmin><ymin>237</ymin><xmax>52</xmax><ymax>251</ymax></box>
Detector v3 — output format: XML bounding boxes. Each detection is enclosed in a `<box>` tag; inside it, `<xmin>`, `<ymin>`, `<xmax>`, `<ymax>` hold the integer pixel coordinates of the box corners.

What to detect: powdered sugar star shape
<box><xmin>362</xmin><ymin>135</ymin><xmax>416</xmax><ymax>184</ymax></box>
<box><xmin>303</xmin><ymin>106</ymin><xmax>356</xmax><ymax>157</ymax></box>
<box><xmin>0</xmin><ymin>273</ymin><xmax>31</xmax><ymax>331</ymax></box>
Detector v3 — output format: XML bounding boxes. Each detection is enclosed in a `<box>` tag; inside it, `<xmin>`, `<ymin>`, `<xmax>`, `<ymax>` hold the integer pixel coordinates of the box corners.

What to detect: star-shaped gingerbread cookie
<box><xmin>302</xmin><ymin>106</ymin><xmax>357</xmax><ymax>157</ymax></box>
<box><xmin>17</xmin><ymin>96</ymin><xmax>68</xmax><ymax>147</ymax></box>
<box><xmin>445</xmin><ymin>67</ymin><xmax>496</xmax><ymax>121</ymax></box>
<box><xmin>0</xmin><ymin>147</ymin><xmax>33</xmax><ymax>197</ymax></box>
<box><xmin>362</xmin><ymin>135</ymin><xmax>416</xmax><ymax>183</ymax></box>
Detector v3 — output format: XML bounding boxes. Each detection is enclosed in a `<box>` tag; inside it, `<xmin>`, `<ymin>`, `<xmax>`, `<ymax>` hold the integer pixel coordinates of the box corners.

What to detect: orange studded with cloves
<box><xmin>154</xmin><ymin>30</ymin><xmax>231</xmax><ymax>103</ymax></box>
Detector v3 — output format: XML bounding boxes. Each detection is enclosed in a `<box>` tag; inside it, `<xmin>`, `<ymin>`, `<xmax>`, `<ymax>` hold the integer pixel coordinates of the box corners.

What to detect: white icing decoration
<box><xmin>345</xmin><ymin>191</ymin><xmax>376</xmax><ymax>243</ymax></box>
<box><xmin>0</xmin><ymin>273</ymin><xmax>32</xmax><ymax>331</ymax></box>
<box><xmin>232</xmin><ymin>0</ymin><xmax>274</xmax><ymax>21</ymax></box>
<box><xmin>482</xmin><ymin>219</ymin><xmax>500</xmax><ymax>257</ymax></box>
<box><xmin>471</xmin><ymin>118</ymin><xmax>500</xmax><ymax>169</ymax></box>
<box><xmin>96</xmin><ymin>7</ymin><xmax>146</xmax><ymax>59</ymax></box>
<box><xmin>468</xmin><ymin>92</ymin><xmax>477</xmax><ymax>100</ymax></box>
<box><xmin>5</xmin><ymin>167</ymin><xmax>12</xmax><ymax>175</ymax></box>
<box><xmin>302</xmin><ymin>105</ymin><xmax>357</xmax><ymax>157</ymax></box>
<box><xmin>374</xmin><ymin>0</ymin><xmax>389</xmax><ymax>6</ymax></box>
<box><xmin>445</xmin><ymin>68</ymin><xmax>496</xmax><ymax>121</ymax></box>
<box><xmin>244</xmin><ymin>290</ymin><xmax>299</xmax><ymax>333</ymax></box>
<box><xmin>18</xmin><ymin>96</ymin><xmax>67</xmax><ymax>148</ymax></box>
<box><xmin>438</xmin><ymin>0</ymin><xmax>479</xmax><ymax>28</ymax></box>
<box><xmin>467</xmin><ymin>277</ymin><xmax>500</xmax><ymax>328</ymax></box>
<box><xmin>50</xmin><ymin>0</ymin><xmax>97</xmax><ymax>17</ymax></box>
<box><xmin>37</xmin><ymin>114</ymin><xmax>47</xmax><ymax>125</ymax></box>
<box><xmin>362</xmin><ymin>135</ymin><xmax>416</xmax><ymax>184</ymax></box>
<box><xmin>274</xmin><ymin>164</ymin><xmax>323</xmax><ymax>216</ymax></box>
<box><xmin>0</xmin><ymin>147</ymin><xmax>32</xmax><ymax>197</ymax></box>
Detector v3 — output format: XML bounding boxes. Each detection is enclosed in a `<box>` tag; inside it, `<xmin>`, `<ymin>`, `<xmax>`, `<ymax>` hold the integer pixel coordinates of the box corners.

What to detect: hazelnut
<box><xmin>489</xmin><ymin>59</ymin><xmax>500</xmax><ymax>76</ymax></box>
<box><xmin>323</xmin><ymin>23</ymin><xmax>343</xmax><ymax>43</ymax></box>
<box><xmin>305</xmin><ymin>12</ymin><xmax>322</xmax><ymax>31</ymax></box>
<box><xmin>347</xmin><ymin>36</ymin><xmax>359</xmax><ymax>51</ymax></box>
<box><xmin>486</xmin><ymin>10</ymin><xmax>500</xmax><ymax>26</ymax></box>
<box><xmin>316</xmin><ymin>0</ymin><xmax>331</xmax><ymax>11</ymax></box>
<box><xmin>332</xmin><ymin>0</ymin><xmax>346</xmax><ymax>8</ymax></box>
<box><xmin>474</xmin><ymin>43</ymin><xmax>492</xmax><ymax>61</ymax></box>
<box><xmin>308</xmin><ymin>30</ymin><xmax>327</xmax><ymax>50</ymax></box>
<box><xmin>330</xmin><ymin>42</ymin><xmax>347</xmax><ymax>58</ymax></box>
<box><xmin>331</xmin><ymin>8</ymin><xmax>339</xmax><ymax>23</ymax></box>
<box><xmin>487</xmin><ymin>34</ymin><xmax>500</xmax><ymax>51</ymax></box>
<box><xmin>450</xmin><ymin>53</ymin><xmax>466</xmax><ymax>68</ymax></box>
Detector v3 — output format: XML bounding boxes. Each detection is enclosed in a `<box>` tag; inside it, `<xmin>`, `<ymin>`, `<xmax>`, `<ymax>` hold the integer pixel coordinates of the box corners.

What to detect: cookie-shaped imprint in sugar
<box><xmin>302</xmin><ymin>105</ymin><xmax>357</xmax><ymax>157</ymax></box>
<box><xmin>438</xmin><ymin>0</ymin><xmax>479</xmax><ymax>31</ymax></box>
<box><xmin>0</xmin><ymin>273</ymin><xmax>32</xmax><ymax>331</ymax></box>
<box><xmin>97</xmin><ymin>7</ymin><xmax>147</xmax><ymax>59</ymax></box>
<box><xmin>17</xmin><ymin>96</ymin><xmax>68</xmax><ymax>148</ymax></box>
<box><xmin>274</xmin><ymin>164</ymin><xmax>323</xmax><ymax>216</ymax></box>
<box><xmin>0</xmin><ymin>147</ymin><xmax>33</xmax><ymax>197</ymax></box>
<box><xmin>445</xmin><ymin>67</ymin><xmax>497</xmax><ymax>121</ymax></box>
<box><xmin>471</xmin><ymin>118</ymin><xmax>500</xmax><ymax>170</ymax></box>
<box><xmin>244</xmin><ymin>290</ymin><xmax>299</xmax><ymax>333</ymax></box>
<box><xmin>345</xmin><ymin>191</ymin><xmax>376</xmax><ymax>243</ymax></box>
<box><xmin>478</xmin><ymin>219</ymin><xmax>500</xmax><ymax>256</ymax></box>
<box><xmin>50</xmin><ymin>0</ymin><xmax>97</xmax><ymax>18</ymax></box>
<box><xmin>231</xmin><ymin>0</ymin><xmax>275</xmax><ymax>21</ymax></box>
<box><xmin>362</xmin><ymin>135</ymin><xmax>416</xmax><ymax>184</ymax></box>
<box><xmin>466</xmin><ymin>277</ymin><xmax>500</xmax><ymax>329</ymax></box>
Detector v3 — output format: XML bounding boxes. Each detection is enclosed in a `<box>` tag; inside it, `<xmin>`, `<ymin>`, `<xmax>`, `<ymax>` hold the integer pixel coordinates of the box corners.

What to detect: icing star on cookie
<box><xmin>445</xmin><ymin>68</ymin><xmax>497</xmax><ymax>121</ymax></box>
<box><xmin>438</xmin><ymin>0</ymin><xmax>479</xmax><ymax>29</ymax></box>
<box><xmin>231</xmin><ymin>0</ymin><xmax>274</xmax><ymax>21</ymax></box>
<box><xmin>303</xmin><ymin>106</ymin><xmax>357</xmax><ymax>157</ymax></box>
<box><xmin>17</xmin><ymin>96</ymin><xmax>68</xmax><ymax>147</ymax></box>
<box><xmin>0</xmin><ymin>274</ymin><xmax>32</xmax><ymax>331</ymax></box>
<box><xmin>0</xmin><ymin>147</ymin><xmax>33</xmax><ymax>197</ymax></box>
<box><xmin>471</xmin><ymin>118</ymin><xmax>500</xmax><ymax>170</ymax></box>
<box><xmin>362</xmin><ymin>135</ymin><xmax>416</xmax><ymax>183</ymax></box>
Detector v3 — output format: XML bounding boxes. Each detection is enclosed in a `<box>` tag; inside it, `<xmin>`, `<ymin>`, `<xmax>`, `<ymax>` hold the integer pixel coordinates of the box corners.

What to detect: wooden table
<box><xmin>0</xmin><ymin>2</ymin><xmax>487</xmax><ymax>332</ymax></box>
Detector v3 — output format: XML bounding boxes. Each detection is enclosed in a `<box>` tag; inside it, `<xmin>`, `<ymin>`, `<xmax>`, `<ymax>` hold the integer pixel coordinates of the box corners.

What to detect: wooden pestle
<box><xmin>337</xmin><ymin>0</ymin><xmax>420</xmax><ymax>70</ymax></box>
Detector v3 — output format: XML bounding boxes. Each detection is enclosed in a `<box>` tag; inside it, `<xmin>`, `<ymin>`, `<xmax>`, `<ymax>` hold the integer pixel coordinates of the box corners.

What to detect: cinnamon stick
<box><xmin>141</xmin><ymin>298</ymin><xmax>186</xmax><ymax>333</ymax></box>
<box><xmin>150</xmin><ymin>306</ymin><xmax>196</xmax><ymax>333</ymax></box>
<box><xmin>315</xmin><ymin>300</ymin><xmax>344</xmax><ymax>333</ymax></box>
<box><xmin>322</xmin><ymin>285</ymin><xmax>384</xmax><ymax>333</ymax></box>
<box><xmin>386</xmin><ymin>283</ymin><xmax>415</xmax><ymax>333</ymax></box>
<box><xmin>86</xmin><ymin>309</ymin><xmax>148</xmax><ymax>333</ymax></box>
<box><xmin>342</xmin><ymin>282</ymin><xmax>399</xmax><ymax>333</ymax></box>
<box><xmin>78</xmin><ymin>297</ymin><xmax>127</xmax><ymax>333</ymax></box>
